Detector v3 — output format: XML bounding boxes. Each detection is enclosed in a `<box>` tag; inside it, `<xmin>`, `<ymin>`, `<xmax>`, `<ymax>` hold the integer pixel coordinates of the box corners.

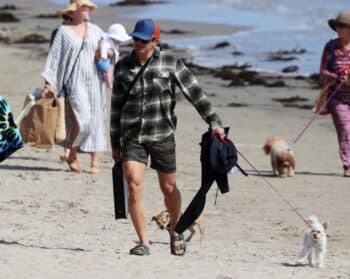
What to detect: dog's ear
<box><xmin>322</xmin><ymin>221</ymin><xmax>329</xmax><ymax>230</ymax></box>
<box><xmin>151</xmin><ymin>216</ymin><xmax>156</xmax><ymax>221</ymax></box>
<box><xmin>263</xmin><ymin>143</ymin><xmax>271</xmax><ymax>154</ymax></box>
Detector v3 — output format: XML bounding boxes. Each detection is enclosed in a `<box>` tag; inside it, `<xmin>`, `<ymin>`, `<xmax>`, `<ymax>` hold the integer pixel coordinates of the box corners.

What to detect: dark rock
<box><xmin>0</xmin><ymin>5</ymin><xmax>17</xmax><ymax>10</ymax></box>
<box><xmin>0</xmin><ymin>33</ymin><xmax>9</xmax><ymax>43</ymax></box>
<box><xmin>272</xmin><ymin>96</ymin><xmax>308</xmax><ymax>104</ymax></box>
<box><xmin>211</xmin><ymin>41</ymin><xmax>230</xmax><ymax>49</ymax></box>
<box><xmin>283</xmin><ymin>103</ymin><xmax>313</xmax><ymax>110</ymax></box>
<box><xmin>35</xmin><ymin>14</ymin><xmax>59</xmax><ymax>19</ymax></box>
<box><xmin>309</xmin><ymin>73</ymin><xmax>321</xmax><ymax>83</ymax></box>
<box><xmin>159</xmin><ymin>42</ymin><xmax>170</xmax><ymax>50</ymax></box>
<box><xmin>247</xmin><ymin>76</ymin><xmax>267</xmax><ymax>86</ymax></box>
<box><xmin>222</xmin><ymin>64</ymin><xmax>251</xmax><ymax>70</ymax></box>
<box><xmin>227</xmin><ymin>102</ymin><xmax>248</xmax><ymax>107</ymax></box>
<box><xmin>110</xmin><ymin>0</ymin><xmax>165</xmax><ymax>6</ymax></box>
<box><xmin>214</xmin><ymin>69</ymin><xmax>237</xmax><ymax>80</ymax></box>
<box><xmin>238</xmin><ymin>70</ymin><xmax>259</xmax><ymax>81</ymax></box>
<box><xmin>228</xmin><ymin>78</ymin><xmax>245</xmax><ymax>87</ymax></box>
<box><xmin>275</xmin><ymin>48</ymin><xmax>306</xmax><ymax>55</ymax></box>
<box><xmin>15</xmin><ymin>33</ymin><xmax>49</xmax><ymax>44</ymax></box>
<box><xmin>272</xmin><ymin>95</ymin><xmax>313</xmax><ymax>109</ymax></box>
<box><xmin>268</xmin><ymin>54</ymin><xmax>297</xmax><ymax>62</ymax></box>
<box><xmin>185</xmin><ymin>62</ymin><xmax>213</xmax><ymax>75</ymax></box>
<box><xmin>308</xmin><ymin>73</ymin><xmax>322</xmax><ymax>88</ymax></box>
<box><xmin>161</xmin><ymin>29</ymin><xmax>191</xmax><ymax>35</ymax></box>
<box><xmin>232</xmin><ymin>51</ymin><xmax>243</xmax><ymax>56</ymax></box>
<box><xmin>265</xmin><ymin>80</ymin><xmax>286</xmax><ymax>87</ymax></box>
<box><xmin>267</xmin><ymin>48</ymin><xmax>306</xmax><ymax>63</ymax></box>
<box><xmin>282</xmin><ymin>65</ymin><xmax>299</xmax><ymax>73</ymax></box>
<box><xmin>0</xmin><ymin>12</ymin><xmax>19</xmax><ymax>22</ymax></box>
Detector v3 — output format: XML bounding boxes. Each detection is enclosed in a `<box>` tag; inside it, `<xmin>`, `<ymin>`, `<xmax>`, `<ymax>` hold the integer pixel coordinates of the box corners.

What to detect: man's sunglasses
<box><xmin>133</xmin><ymin>37</ymin><xmax>154</xmax><ymax>44</ymax></box>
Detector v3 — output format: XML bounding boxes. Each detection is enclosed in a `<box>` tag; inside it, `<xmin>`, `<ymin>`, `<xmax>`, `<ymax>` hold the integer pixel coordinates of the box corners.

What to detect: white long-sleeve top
<box><xmin>100</xmin><ymin>34</ymin><xmax>120</xmax><ymax>63</ymax></box>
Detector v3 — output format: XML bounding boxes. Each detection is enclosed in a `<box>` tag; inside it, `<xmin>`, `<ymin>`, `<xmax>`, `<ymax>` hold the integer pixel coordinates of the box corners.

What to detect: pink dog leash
<box><xmin>291</xmin><ymin>81</ymin><xmax>344</xmax><ymax>145</ymax></box>
<box><xmin>237</xmin><ymin>149</ymin><xmax>309</xmax><ymax>225</ymax></box>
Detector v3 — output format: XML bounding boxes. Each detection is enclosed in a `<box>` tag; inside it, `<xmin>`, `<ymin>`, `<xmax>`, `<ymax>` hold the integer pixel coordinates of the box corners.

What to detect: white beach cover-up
<box><xmin>42</xmin><ymin>23</ymin><xmax>106</xmax><ymax>152</ymax></box>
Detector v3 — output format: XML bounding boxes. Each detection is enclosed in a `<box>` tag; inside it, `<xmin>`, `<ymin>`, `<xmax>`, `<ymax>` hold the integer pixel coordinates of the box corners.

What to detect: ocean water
<box><xmin>50</xmin><ymin>0</ymin><xmax>347</xmax><ymax>75</ymax></box>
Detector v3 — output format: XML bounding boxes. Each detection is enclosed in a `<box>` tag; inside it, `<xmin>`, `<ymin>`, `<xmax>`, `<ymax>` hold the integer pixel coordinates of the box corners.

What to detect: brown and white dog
<box><xmin>151</xmin><ymin>210</ymin><xmax>205</xmax><ymax>246</ymax></box>
<box><xmin>263</xmin><ymin>136</ymin><xmax>295</xmax><ymax>178</ymax></box>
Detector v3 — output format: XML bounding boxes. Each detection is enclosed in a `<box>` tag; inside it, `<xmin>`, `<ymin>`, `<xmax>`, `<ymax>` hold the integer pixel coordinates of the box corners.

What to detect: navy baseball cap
<box><xmin>129</xmin><ymin>19</ymin><xmax>155</xmax><ymax>41</ymax></box>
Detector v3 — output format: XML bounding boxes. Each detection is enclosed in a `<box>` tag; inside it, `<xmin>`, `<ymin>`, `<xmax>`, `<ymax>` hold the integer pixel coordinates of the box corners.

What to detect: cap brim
<box><xmin>129</xmin><ymin>32</ymin><xmax>153</xmax><ymax>41</ymax></box>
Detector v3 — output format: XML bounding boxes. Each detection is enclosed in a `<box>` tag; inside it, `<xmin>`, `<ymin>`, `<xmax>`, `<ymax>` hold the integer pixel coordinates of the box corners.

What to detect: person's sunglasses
<box><xmin>335</xmin><ymin>22</ymin><xmax>350</xmax><ymax>29</ymax></box>
<box><xmin>133</xmin><ymin>37</ymin><xmax>153</xmax><ymax>44</ymax></box>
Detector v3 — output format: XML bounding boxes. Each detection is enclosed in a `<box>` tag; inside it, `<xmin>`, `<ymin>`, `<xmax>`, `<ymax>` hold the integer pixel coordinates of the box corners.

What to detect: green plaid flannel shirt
<box><xmin>110</xmin><ymin>48</ymin><xmax>223</xmax><ymax>149</ymax></box>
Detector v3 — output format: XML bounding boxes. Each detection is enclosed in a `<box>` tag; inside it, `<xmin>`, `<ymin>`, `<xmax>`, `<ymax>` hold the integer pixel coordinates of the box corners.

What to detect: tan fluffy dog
<box><xmin>263</xmin><ymin>136</ymin><xmax>295</xmax><ymax>178</ymax></box>
<box><xmin>151</xmin><ymin>210</ymin><xmax>205</xmax><ymax>246</ymax></box>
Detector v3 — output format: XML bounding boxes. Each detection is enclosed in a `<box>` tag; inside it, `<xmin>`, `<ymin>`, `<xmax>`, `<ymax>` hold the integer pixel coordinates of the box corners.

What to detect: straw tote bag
<box><xmin>20</xmin><ymin>96</ymin><xmax>59</xmax><ymax>148</ymax></box>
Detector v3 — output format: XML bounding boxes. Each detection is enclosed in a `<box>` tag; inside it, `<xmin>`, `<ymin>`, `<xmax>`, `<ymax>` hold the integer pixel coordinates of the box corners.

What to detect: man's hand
<box><xmin>211</xmin><ymin>127</ymin><xmax>225</xmax><ymax>141</ymax></box>
<box><xmin>112</xmin><ymin>149</ymin><xmax>121</xmax><ymax>163</ymax></box>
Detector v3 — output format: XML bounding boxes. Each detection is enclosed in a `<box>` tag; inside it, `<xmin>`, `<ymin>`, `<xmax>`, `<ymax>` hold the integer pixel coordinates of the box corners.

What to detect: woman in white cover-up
<box><xmin>41</xmin><ymin>0</ymin><xmax>106</xmax><ymax>174</ymax></box>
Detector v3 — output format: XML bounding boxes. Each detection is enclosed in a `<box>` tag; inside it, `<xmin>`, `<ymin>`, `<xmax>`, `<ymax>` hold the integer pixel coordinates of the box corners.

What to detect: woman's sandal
<box><xmin>129</xmin><ymin>244</ymin><xmax>150</xmax><ymax>256</ymax></box>
<box><xmin>170</xmin><ymin>233</ymin><xmax>186</xmax><ymax>256</ymax></box>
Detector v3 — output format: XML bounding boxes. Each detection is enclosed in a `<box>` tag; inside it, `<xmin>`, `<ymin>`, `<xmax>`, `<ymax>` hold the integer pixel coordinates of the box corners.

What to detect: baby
<box><xmin>96</xmin><ymin>23</ymin><xmax>131</xmax><ymax>88</ymax></box>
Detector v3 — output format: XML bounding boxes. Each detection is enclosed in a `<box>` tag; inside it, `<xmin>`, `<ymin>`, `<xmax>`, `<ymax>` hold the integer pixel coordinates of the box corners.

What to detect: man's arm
<box><xmin>173</xmin><ymin>57</ymin><xmax>225</xmax><ymax>137</ymax></box>
<box><xmin>110</xmin><ymin>66</ymin><xmax>128</xmax><ymax>159</ymax></box>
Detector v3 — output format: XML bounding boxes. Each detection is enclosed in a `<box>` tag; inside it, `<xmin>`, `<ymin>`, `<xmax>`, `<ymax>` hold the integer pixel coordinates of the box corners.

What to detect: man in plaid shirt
<box><xmin>111</xmin><ymin>19</ymin><xmax>225</xmax><ymax>256</ymax></box>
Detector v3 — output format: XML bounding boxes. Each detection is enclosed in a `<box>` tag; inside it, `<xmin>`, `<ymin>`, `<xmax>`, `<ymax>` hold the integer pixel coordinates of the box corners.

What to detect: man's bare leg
<box><xmin>158</xmin><ymin>171</ymin><xmax>185</xmax><ymax>255</ymax></box>
<box><xmin>158</xmin><ymin>171</ymin><xmax>181</xmax><ymax>229</ymax></box>
<box><xmin>123</xmin><ymin>160</ymin><xmax>149</xmax><ymax>246</ymax></box>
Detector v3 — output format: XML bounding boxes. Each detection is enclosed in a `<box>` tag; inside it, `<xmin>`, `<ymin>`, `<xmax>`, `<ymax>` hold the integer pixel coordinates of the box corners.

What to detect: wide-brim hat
<box><xmin>107</xmin><ymin>23</ymin><xmax>131</xmax><ymax>42</ymax></box>
<box><xmin>59</xmin><ymin>0</ymin><xmax>96</xmax><ymax>16</ymax></box>
<box><xmin>328</xmin><ymin>12</ymin><xmax>350</xmax><ymax>31</ymax></box>
<box><xmin>210</xmin><ymin>135</ymin><xmax>238</xmax><ymax>173</ymax></box>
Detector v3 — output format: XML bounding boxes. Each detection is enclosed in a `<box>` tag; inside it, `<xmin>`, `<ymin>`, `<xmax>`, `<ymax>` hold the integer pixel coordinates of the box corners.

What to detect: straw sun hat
<box><xmin>58</xmin><ymin>0</ymin><xmax>97</xmax><ymax>16</ymax></box>
<box><xmin>328</xmin><ymin>12</ymin><xmax>350</xmax><ymax>31</ymax></box>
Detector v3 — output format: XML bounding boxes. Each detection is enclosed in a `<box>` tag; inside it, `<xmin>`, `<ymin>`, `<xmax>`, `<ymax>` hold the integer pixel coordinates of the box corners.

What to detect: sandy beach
<box><xmin>0</xmin><ymin>1</ymin><xmax>349</xmax><ymax>278</ymax></box>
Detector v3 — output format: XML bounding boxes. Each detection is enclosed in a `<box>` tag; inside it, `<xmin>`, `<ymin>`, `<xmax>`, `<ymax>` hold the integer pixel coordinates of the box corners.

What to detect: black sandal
<box><xmin>129</xmin><ymin>244</ymin><xmax>150</xmax><ymax>256</ymax></box>
<box><xmin>170</xmin><ymin>233</ymin><xmax>186</xmax><ymax>256</ymax></box>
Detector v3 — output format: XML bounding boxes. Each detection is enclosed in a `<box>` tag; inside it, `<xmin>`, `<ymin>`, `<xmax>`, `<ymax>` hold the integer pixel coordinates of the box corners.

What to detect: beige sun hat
<box><xmin>59</xmin><ymin>0</ymin><xmax>97</xmax><ymax>16</ymax></box>
<box><xmin>328</xmin><ymin>12</ymin><xmax>350</xmax><ymax>31</ymax></box>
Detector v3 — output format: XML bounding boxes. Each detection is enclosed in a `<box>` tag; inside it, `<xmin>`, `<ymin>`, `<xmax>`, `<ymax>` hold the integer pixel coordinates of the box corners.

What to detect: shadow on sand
<box><xmin>0</xmin><ymin>239</ymin><xmax>92</xmax><ymax>252</ymax></box>
<box><xmin>0</xmin><ymin>164</ymin><xmax>62</xmax><ymax>172</ymax></box>
<box><xmin>244</xmin><ymin>169</ymin><xmax>341</xmax><ymax>177</ymax></box>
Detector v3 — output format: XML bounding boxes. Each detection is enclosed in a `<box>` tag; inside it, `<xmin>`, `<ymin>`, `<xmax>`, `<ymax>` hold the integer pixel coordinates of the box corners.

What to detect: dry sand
<box><xmin>0</xmin><ymin>1</ymin><xmax>349</xmax><ymax>278</ymax></box>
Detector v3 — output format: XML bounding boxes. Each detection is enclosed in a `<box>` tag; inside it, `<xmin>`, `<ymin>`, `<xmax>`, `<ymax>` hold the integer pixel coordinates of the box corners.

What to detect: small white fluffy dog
<box><xmin>297</xmin><ymin>215</ymin><xmax>328</xmax><ymax>268</ymax></box>
<box><xmin>263</xmin><ymin>136</ymin><xmax>295</xmax><ymax>177</ymax></box>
